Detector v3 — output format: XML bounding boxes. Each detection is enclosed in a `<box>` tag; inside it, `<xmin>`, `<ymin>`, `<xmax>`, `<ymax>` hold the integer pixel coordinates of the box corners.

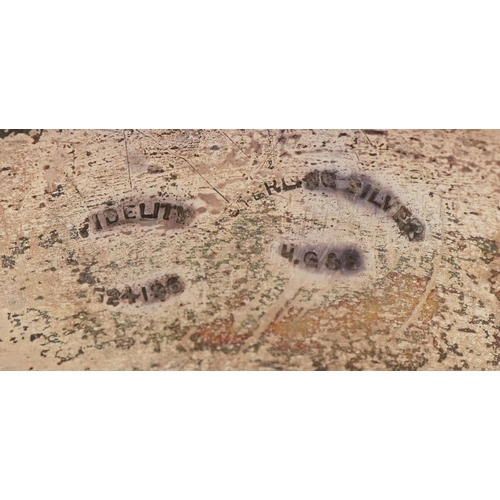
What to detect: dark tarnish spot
<box><xmin>77</xmin><ymin>268</ymin><xmax>97</xmax><ymax>285</ymax></box>
<box><xmin>46</xmin><ymin>184</ymin><xmax>64</xmax><ymax>198</ymax></box>
<box><xmin>1</xmin><ymin>237</ymin><xmax>31</xmax><ymax>268</ymax></box>
<box><xmin>362</xmin><ymin>129</ymin><xmax>388</xmax><ymax>136</ymax></box>
<box><xmin>1</xmin><ymin>255</ymin><xmax>15</xmax><ymax>268</ymax></box>
<box><xmin>0</xmin><ymin>129</ymin><xmax>43</xmax><ymax>143</ymax></box>
<box><xmin>147</xmin><ymin>165</ymin><xmax>165</xmax><ymax>174</ymax></box>
<box><xmin>470</xmin><ymin>237</ymin><xmax>499</xmax><ymax>264</ymax></box>
<box><xmin>65</xmin><ymin>251</ymin><xmax>79</xmax><ymax>266</ymax></box>
<box><xmin>12</xmin><ymin>237</ymin><xmax>30</xmax><ymax>255</ymax></box>
<box><xmin>38</xmin><ymin>230</ymin><xmax>63</xmax><ymax>248</ymax></box>
<box><xmin>115</xmin><ymin>337</ymin><xmax>135</xmax><ymax>349</ymax></box>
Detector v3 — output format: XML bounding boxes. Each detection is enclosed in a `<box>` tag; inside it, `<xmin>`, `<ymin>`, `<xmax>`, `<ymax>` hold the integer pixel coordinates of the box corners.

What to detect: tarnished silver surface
<box><xmin>0</xmin><ymin>129</ymin><xmax>499</xmax><ymax>370</ymax></box>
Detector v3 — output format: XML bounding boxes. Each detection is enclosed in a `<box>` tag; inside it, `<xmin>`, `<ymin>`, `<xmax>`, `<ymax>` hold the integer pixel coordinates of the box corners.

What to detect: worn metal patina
<box><xmin>0</xmin><ymin>129</ymin><xmax>499</xmax><ymax>370</ymax></box>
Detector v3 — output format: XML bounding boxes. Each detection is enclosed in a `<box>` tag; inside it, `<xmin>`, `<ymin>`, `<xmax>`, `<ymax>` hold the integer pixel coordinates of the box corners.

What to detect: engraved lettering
<box><xmin>325</xmin><ymin>252</ymin><xmax>341</xmax><ymax>270</ymax></box>
<box><xmin>304</xmin><ymin>251</ymin><xmax>319</xmax><ymax>268</ymax></box>
<box><xmin>83</xmin><ymin>197</ymin><xmax>194</xmax><ymax>235</ymax></box>
<box><xmin>94</xmin><ymin>286</ymin><xmax>104</xmax><ymax>302</ymax></box>
<box><xmin>301</xmin><ymin>170</ymin><xmax>426</xmax><ymax>241</ymax></box>
<box><xmin>407</xmin><ymin>218</ymin><xmax>425</xmax><ymax>241</ymax></box>
<box><xmin>360</xmin><ymin>184</ymin><xmax>371</xmax><ymax>199</ymax></box>
<box><xmin>123</xmin><ymin>205</ymin><xmax>136</xmax><ymax>220</ymax></box>
<box><xmin>99</xmin><ymin>275</ymin><xmax>184</xmax><ymax>307</ymax></box>
<box><xmin>174</xmin><ymin>205</ymin><xmax>191</xmax><ymax>224</ymax></box>
<box><xmin>393</xmin><ymin>205</ymin><xmax>412</xmax><ymax>224</ymax></box>
<box><xmin>264</xmin><ymin>180</ymin><xmax>282</xmax><ymax>195</ymax></box>
<box><xmin>303</xmin><ymin>170</ymin><xmax>320</xmax><ymax>190</ymax></box>
<box><xmin>346</xmin><ymin>178</ymin><xmax>362</xmax><ymax>196</ymax></box>
<box><xmin>216</xmin><ymin>169</ymin><xmax>425</xmax><ymax>243</ymax></box>
<box><xmin>320</xmin><ymin>171</ymin><xmax>336</xmax><ymax>189</ymax></box>
<box><xmin>382</xmin><ymin>195</ymin><xmax>399</xmax><ymax>212</ymax></box>
<box><xmin>343</xmin><ymin>250</ymin><xmax>360</xmax><ymax>270</ymax></box>
<box><xmin>150</xmin><ymin>281</ymin><xmax>166</xmax><ymax>301</ymax></box>
<box><xmin>167</xmin><ymin>276</ymin><xmax>182</xmax><ymax>294</ymax></box>
<box><xmin>79</xmin><ymin>221</ymin><xmax>90</xmax><ymax>238</ymax></box>
<box><xmin>121</xmin><ymin>286</ymin><xmax>140</xmax><ymax>304</ymax></box>
<box><xmin>392</xmin><ymin>205</ymin><xmax>419</xmax><ymax>238</ymax></box>
<box><xmin>279</xmin><ymin>242</ymin><xmax>364</xmax><ymax>275</ymax></box>
<box><xmin>282</xmin><ymin>178</ymin><xmax>303</xmax><ymax>191</ymax></box>
<box><xmin>140</xmin><ymin>202</ymin><xmax>160</xmax><ymax>219</ymax></box>
<box><xmin>92</xmin><ymin>214</ymin><xmax>103</xmax><ymax>230</ymax></box>
<box><xmin>106</xmin><ymin>288</ymin><xmax>120</xmax><ymax>306</ymax></box>
<box><xmin>281</xmin><ymin>244</ymin><xmax>295</xmax><ymax>262</ymax></box>
<box><xmin>303</xmin><ymin>169</ymin><xmax>337</xmax><ymax>190</ymax></box>
<box><xmin>103</xmin><ymin>208</ymin><xmax>119</xmax><ymax>225</ymax></box>
<box><xmin>368</xmin><ymin>189</ymin><xmax>383</xmax><ymax>208</ymax></box>
<box><xmin>161</xmin><ymin>203</ymin><xmax>173</xmax><ymax>220</ymax></box>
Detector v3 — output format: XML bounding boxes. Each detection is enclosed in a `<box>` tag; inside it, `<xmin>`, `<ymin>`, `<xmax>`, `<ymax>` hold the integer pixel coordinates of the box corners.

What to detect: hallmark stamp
<box><xmin>79</xmin><ymin>198</ymin><xmax>193</xmax><ymax>237</ymax></box>
<box><xmin>302</xmin><ymin>169</ymin><xmax>425</xmax><ymax>241</ymax></box>
<box><xmin>95</xmin><ymin>274</ymin><xmax>184</xmax><ymax>306</ymax></box>
<box><xmin>280</xmin><ymin>243</ymin><xmax>363</xmax><ymax>274</ymax></box>
<box><xmin>226</xmin><ymin>170</ymin><xmax>424</xmax><ymax>242</ymax></box>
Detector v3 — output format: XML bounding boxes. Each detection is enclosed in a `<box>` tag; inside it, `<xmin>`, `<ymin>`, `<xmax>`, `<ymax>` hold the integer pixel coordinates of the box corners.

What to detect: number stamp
<box><xmin>94</xmin><ymin>274</ymin><xmax>184</xmax><ymax>306</ymax></box>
